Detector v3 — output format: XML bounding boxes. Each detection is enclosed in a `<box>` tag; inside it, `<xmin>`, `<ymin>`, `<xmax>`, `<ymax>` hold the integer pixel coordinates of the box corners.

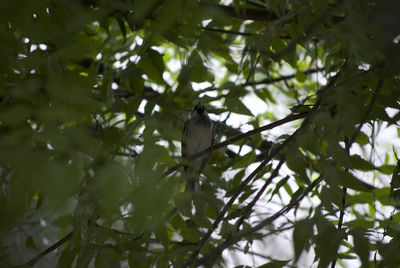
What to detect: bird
<box><xmin>181</xmin><ymin>102</ymin><xmax>214</xmax><ymax>191</ymax></box>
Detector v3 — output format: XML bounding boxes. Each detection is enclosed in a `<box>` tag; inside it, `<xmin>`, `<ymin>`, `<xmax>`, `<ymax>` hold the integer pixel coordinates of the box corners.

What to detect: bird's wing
<box><xmin>198</xmin><ymin>122</ymin><xmax>214</xmax><ymax>173</ymax></box>
<box><xmin>181</xmin><ymin>119</ymin><xmax>189</xmax><ymax>164</ymax></box>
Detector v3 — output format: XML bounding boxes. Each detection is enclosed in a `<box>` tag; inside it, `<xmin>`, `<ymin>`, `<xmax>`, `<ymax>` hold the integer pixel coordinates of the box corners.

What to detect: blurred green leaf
<box><xmin>25</xmin><ymin>236</ymin><xmax>37</xmax><ymax>250</ymax></box>
<box><xmin>350</xmin><ymin>228</ymin><xmax>370</xmax><ymax>268</ymax></box>
<box><xmin>293</xmin><ymin>219</ymin><xmax>313</xmax><ymax>261</ymax></box>
<box><xmin>138</xmin><ymin>49</ymin><xmax>165</xmax><ymax>84</ymax></box>
<box><xmin>258</xmin><ymin>260</ymin><xmax>290</xmax><ymax>268</ymax></box>
<box><xmin>1</xmin><ymin>0</ymin><xmax>399</xmax><ymax>266</ymax></box>
<box><xmin>174</xmin><ymin>192</ymin><xmax>193</xmax><ymax>217</ymax></box>
<box><xmin>225</xmin><ymin>97</ymin><xmax>253</xmax><ymax>116</ymax></box>
<box><xmin>379</xmin><ymin>164</ymin><xmax>396</xmax><ymax>175</ymax></box>
<box><xmin>338</xmin><ymin>170</ymin><xmax>373</xmax><ymax>192</ymax></box>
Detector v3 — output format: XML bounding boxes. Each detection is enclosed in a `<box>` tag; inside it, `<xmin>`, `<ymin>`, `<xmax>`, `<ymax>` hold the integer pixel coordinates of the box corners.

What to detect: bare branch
<box><xmin>349</xmin><ymin>78</ymin><xmax>384</xmax><ymax>146</ymax></box>
<box><xmin>199</xmin><ymin>68</ymin><xmax>324</xmax><ymax>93</ymax></box>
<box><xmin>22</xmin><ymin>231</ymin><xmax>73</xmax><ymax>267</ymax></box>
<box><xmin>161</xmin><ymin>112</ymin><xmax>308</xmax><ymax>179</ymax></box>
<box><xmin>184</xmin><ymin>68</ymin><xmax>343</xmax><ymax>267</ymax></box>
<box><xmin>235</xmin><ymin>157</ymin><xmax>285</xmax><ymax>232</ymax></box>
<box><xmin>184</xmin><ymin>125</ymin><xmax>304</xmax><ymax>267</ymax></box>
<box><xmin>201</xmin><ymin>26</ymin><xmax>252</xmax><ymax>36</ymax></box>
<box><xmin>199</xmin><ymin>176</ymin><xmax>323</xmax><ymax>266</ymax></box>
<box><xmin>331</xmin><ymin>78</ymin><xmax>384</xmax><ymax>268</ymax></box>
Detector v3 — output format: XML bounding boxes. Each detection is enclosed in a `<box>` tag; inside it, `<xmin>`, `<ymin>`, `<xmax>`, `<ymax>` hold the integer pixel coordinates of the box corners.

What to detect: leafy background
<box><xmin>1</xmin><ymin>0</ymin><xmax>400</xmax><ymax>267</ymax></box>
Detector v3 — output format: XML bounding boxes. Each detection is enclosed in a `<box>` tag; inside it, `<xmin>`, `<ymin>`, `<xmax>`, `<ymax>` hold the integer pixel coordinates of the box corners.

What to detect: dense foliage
<box><xmin>1</xmin><ymin>0</ymin><xmax>400</xmax><ymax>267</ymax></box>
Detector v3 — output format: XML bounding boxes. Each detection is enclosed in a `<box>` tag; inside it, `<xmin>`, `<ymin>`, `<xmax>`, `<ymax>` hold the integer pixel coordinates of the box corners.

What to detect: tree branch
<box><xmin>184</xmin><ymin>70</ymin><xmax>342</xmax><ymax>267</ymax></box>
<box><xmin>162</xmin><ymin>112</ymin><xmax>308</xmax><ymax>179</ymax></box>
<box><xmin>331</xmin><ymin>78</ymin><xmax>384</xmax><ymax>268</ymax></box>
<box><xmin>22</xmin><ymin>231</ymin><xmax>73</xmax><ymax>267</ymax></box>
<box><xmin>257</xmin><ymin>3</ymin><xmax>340</xmax><ymax>62</ymax></box>
<box><xmin>199</xmin><ymin>68</ymin><xmax>324</xmax><ymax>93</ymax></box>
<box><xmin>349</xmin><ymin>78</ymin><xmax>384</xmax><ymax>146</ymax></box>
<box><xmin>201</xmin><ymin>26</ymin><xmax>252</xmax><ymax>36</ymax></box>
<box><xmin>199</xmin><ymin>2</ymin><xmax>344</xmax><ymax>24</ymax></box>
<box><xmin>235</xmin><ymin>157</ymin><xmax>285</xmax><ymax>232</ymax></box>
<box><xmin>200</xmin><ymin>2</ymin><xmax>279</xmax><ymax>22</ymax></box>
<box><xmin>200</xmin><ymin>176</ymin><xmax>323</xmax><ymax>266</ymax></box>
<box><xmin>184</xmin><ymin>124</ymin><xmax>306</xmax><ymax>267</ymax></box>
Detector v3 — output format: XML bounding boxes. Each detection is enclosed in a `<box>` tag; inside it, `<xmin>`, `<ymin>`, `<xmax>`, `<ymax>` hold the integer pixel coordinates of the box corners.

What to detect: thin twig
<box><xmin>201</xmin><ymin>26</ymin><xmax>252</xmax><ymax>36</ymax></box>
<box><xmin>331</xmin><ymin>137</ymin><xmax>350</xmax><ymax>268</ymax></box>
<box><xmin>199</xmin><ymin>2</ymin><xmax>279</xmax><ymax>22</ymax></box>
<box><xmin>187</xmin><ymin>67</ymin><xmax>343</xmax><ymax>267</ymax></box>
<box><xmin>259</xmin><ymin>4</ymin><xmax>338</xmax><ymax>62</ymax></box>
<box><xmin>190</xmin><ymin>112</ymin><xmax>308</xmax><ymax>161</ymax></box>
<box><xmin>199</xmin><ymin>68</ymin><xmax>324</xmax><ymax>93</ymax></box>
<box><xmin>349</xmin><ymin>78</ymin><xmax>384</xmax><ymax>146</ymax></box>
<box><xmin>198</xmin><ymin>176</ymin><xmax>323</xmax><ymax>266</ymax></box>
<box><xmin>184</xmin><ymin>124</ymin><xmax>304</xmax><ymax>267</ymax></box>
<box><xmin>22</xmin><ymin>231</ymin><xmax>73</xmax><ymax>267</ymax></box>
<box><xmin>235</xmin><ymin>157</ymin><xmax>285</xmax><ymax>232</ymax></box>
<box><xmin>161</xmin><ymin>112</ymin><xmax>308</xmax><ymax>179</ymax></box>
<box><xmin>331</xmin><ymin>78</ymin><xmax>384</xmax><ymax>268</ymax></box>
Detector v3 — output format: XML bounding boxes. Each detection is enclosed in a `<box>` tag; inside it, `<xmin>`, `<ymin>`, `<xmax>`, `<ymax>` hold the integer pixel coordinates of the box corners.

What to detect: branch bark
<box><xmin>331</xmin><ymin>77</ymin><xmax>384</xmax><ymax>268</ymax></box>
<box><xmin>184</xmin><ymin>68</ymin><xmax>343</xmax><ymax>267</ymax></box>
<box><xmin>162</xmin><ymin>112</ymin><xmax>308</xmax><ymax>179</ymax></box>
<box><xmin>235</xmin><ymin>157</ymin><xmax>285</xmax><ymax>232</ymax></box>
<box><xmin>22</xmin><ymin>231</ymin><xmax>73</xmax><ymax>267</ymax></box>
<box><xmin>199</xmin><ymin>176</ymin><xmax>324</xmax><ymax>266</ymax></box>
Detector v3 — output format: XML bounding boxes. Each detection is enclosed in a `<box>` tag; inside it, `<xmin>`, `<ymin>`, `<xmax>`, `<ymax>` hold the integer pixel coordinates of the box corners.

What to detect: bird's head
<box><xmin>193</xmin><ymin>102</ymin><xmax>206</xmax><ymax>115</ymax></box>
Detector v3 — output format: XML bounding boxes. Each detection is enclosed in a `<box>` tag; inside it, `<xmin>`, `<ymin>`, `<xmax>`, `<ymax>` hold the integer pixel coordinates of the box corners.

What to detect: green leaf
<box><xmin>174</xmin><ymin>192</ymin><xmax>193</xmax><ymax>217</ymax></box>
<box><xmin>125</xmin><ymin>97</ymin><xmax>143</xmax><ymax>121</ymax></box>
<box><xmin>378</xmin><ymin>236</ymin><xmax>400</xmax><ymax>268</ymax></box>
<box><xmin>95</xmin><ymin>247</ymin><xmax>122</xmax><ymax>268</ymax></box>
<box><xmin>269</xmin><ymin>176</ymin><xmax>290</xmax><ymax>201</ymax></box>
<box><xmin>285</xmin><ymin>147</ymin><xmax>310</xmax><ymax>184</ymax></box>
<box><xmin>293</xmin><ymin>219</ymin><xmax>313</xmax><ymax>261</ymax></box>
<box><xmin>239</xmin><ymin>186</ymin><xmax>257</xmax><ymax>203</ymax></box>
<box><xmin>25</xmin><ymin>236</ymin><xmax>37</xmax><ymax>250</ymax></box>
<box><xmin>225</xmin><ymin>97</ymin><xmax>253</xmax><ymax>116</ymax></box>
<box><xmin>379</xmin><ymin>164</ymin><xmax>396</xmax><ymax>175</ymax></box>
<box><xmin>327</xmin><ymin>143</ymin><xmax>375</xmax><ymax>171</ymax></box>
<box><xmin>348</xmin><ymin>154</ymin><xmax>376</xmax><ymax>171</ymax></box>
<box><xmin>320</xmin><ymin>185</ymin><xmax>342</xmax><ymax>212</ymax></box>
<box><xmin>355</xmin><ymin>131</ymin><xmax>369</xmax><ymax>145</ymax></box>
<box><xmin>155</xmin><ymin>226</ymin><xmax>170</xmax><ymax>249</ymax></box>
<box><xmin>138</xmin><ymin>49</ymin><xmax>165</xmax><ymax>84</ymax></box>
<box><xmin>344</xmin><ymin>219</ymin><xmax>374</xmax><ymax>229</ymax></box>
<box><xmin>57</xmin><ymin>248</ymin><xmax>77</xmax><ymax>268</ymax></box>
<box><xmin>181</xmin><ymin>221</ymin><xmax>202</xmax><ymax>242</ymax></box>
<box><xmin>54</xmin><ymin>215</ymin><xmax>74</xmax><ymax>228</ymax></box>
<box><xmin>96</xmin><ymin>162</ymin><xmax>130</xmax><ymax>214</ymax></box>
<box><xmin>220</xmin><ymin>221</ymin><xmax>234</xmax><ymax>238</ymax></box>
<box><xmin>315</xmin><ymin>217</ymin><xmax>346</xmax><ymax>268</ymax></box>
<box><xmin>170</xmin><ymin>213</ymin><xmax>185</xmax><ymax>231</ymax></box>
<box><xmin>295</xmin><ymin>71</ymin><xmax>306</xmax><ymax>82</ymax></box>
<box><xmin>178</xmin><ymin>51</ymin><xmax>213</xmax><ymax>83</ymax></box>
<box><xmin>232</xmin><ymin>151</ymin><xmax>256</xmax><ymax>169</ymax></box>
<box><xmin>289</xmin><ymin>187</ymin><xmax>304</xmax><ymax>204</ymax></box>
<box><xmin>257</xmin><ymin>260</ymin><xmax>290</xmax><ymax>268</ymax></box>
<box><xmin>391</xmin><ymin>163</ymin><xmax>400</xmax><ymax>190</ymax></box>
<box><xmin>338</xmin><ymin>170</ymin><xmax>374</xmax><ymax>192</ymax></box>
<box><xmin>350</xmin><ymin>228</ymin><xmax>370</xmax><ymax>268</ymax></box>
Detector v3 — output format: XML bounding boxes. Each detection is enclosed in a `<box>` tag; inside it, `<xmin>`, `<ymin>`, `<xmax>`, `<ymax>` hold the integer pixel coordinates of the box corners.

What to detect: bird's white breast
<box><xmin>186</xmin><ymin>124</ymin><xmax>213</xmax><ymax>154</ymax></box>
<box><xmin>185</xmin><ymin>123</ymin><xmax>213</xmax><ymax>171</ymax></box>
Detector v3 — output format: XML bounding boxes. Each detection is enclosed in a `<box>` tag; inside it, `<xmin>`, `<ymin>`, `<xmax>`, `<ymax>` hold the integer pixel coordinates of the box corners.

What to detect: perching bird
<box><xmin>182</xmin><ymin>102</ymin><xmax>214</xmax><ymax>191</ymax></box>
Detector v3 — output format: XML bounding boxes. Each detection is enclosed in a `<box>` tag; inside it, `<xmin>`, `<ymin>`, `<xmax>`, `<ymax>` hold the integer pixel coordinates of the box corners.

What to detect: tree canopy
<box><xmin>1</xmin><ymin>0</ymin><xmax>400</xmax><ymax>267</ymax></box>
